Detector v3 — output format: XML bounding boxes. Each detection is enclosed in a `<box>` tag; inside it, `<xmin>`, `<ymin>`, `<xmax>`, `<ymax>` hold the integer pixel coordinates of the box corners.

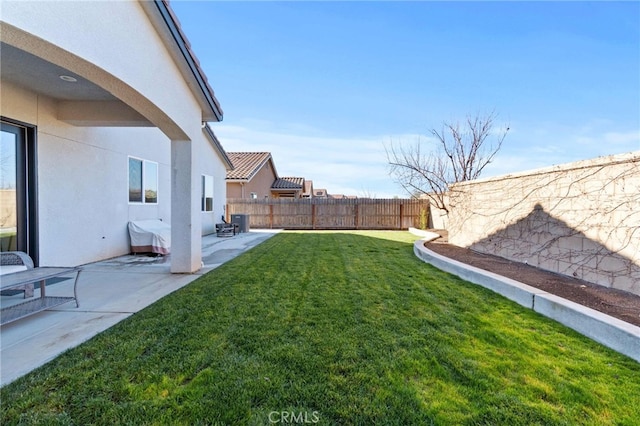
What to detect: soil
<box><xmin>424</xmin><ymin>231</ymin><xmax>640</xmax><ymax>327</ymax></box>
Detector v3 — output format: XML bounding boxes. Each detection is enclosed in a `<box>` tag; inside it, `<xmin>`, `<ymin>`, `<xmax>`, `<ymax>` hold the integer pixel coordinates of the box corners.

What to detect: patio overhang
<box><xmin>0</xmin><ymin>0</ymin><xmax>229</xmax><ymax>274</ymax></box>
<box><xmin>0</xmin><ymin>24</ymin><xmax>188</xmax><ymax>140</ymax></box>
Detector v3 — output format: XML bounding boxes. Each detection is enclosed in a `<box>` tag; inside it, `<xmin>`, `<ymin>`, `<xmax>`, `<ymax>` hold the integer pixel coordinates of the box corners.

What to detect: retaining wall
<box><xmin>448</xmin><ymin>151</ymin><xmax>640</xmax><ymax>296</ymax></box>
<box><xmin>413</xmin><ymin>240</ymin><xmax>640</xmax><ymax>363</ymax></box>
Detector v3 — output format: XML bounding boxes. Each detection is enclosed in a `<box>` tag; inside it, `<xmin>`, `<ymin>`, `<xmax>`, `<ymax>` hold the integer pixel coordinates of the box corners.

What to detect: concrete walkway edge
<box><xmin>1</xmin><ymin>230</ymin><xmax>281</xmax><ymax>387</ymax></box>
<box><xmin>412</xmin><ymin>236</ymin><xmax>640</xmax><ymax>363</ymax></box>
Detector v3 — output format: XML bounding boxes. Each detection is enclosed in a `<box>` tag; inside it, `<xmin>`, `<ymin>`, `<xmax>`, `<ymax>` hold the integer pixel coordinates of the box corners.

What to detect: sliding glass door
<box><xmin>0</xmin><ymin>119</ymin><xmax>37</xmax><ymax>263</ymax></box>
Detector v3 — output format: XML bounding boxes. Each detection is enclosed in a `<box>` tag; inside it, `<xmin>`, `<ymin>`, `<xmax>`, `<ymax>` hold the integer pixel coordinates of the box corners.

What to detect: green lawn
<box><xmin>2</xmin><ymin>231</ymin><xmax>639</xmax><ymax>425</ymax></box>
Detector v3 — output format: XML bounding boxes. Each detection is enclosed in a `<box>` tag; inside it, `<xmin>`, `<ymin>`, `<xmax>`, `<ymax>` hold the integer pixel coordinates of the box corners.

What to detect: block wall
<box><xmin>448</xmin><ymin>152</ymin><xmax>640</xmax><ymax>296</ymax></box>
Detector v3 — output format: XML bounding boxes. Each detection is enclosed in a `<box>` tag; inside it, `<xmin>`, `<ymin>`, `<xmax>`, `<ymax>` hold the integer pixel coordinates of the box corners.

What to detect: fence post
<box><xmin>354</xmin><ymin>201</ymin><xmax>359</xmax><ymax>230</ymax></box>
<box><xmin>269</xmin><ymin>204</ymin><xmax>274</xmax><ymax>229</ymax></box>
<box><xmin>312</xmin><ymin>203</ymin><xmax>316</xmax><ymax>230</ymax></box>
<box><xmin>399</xmin><ymin>202</ymin><xmax>404</xmax><ymax>230</ymax></box>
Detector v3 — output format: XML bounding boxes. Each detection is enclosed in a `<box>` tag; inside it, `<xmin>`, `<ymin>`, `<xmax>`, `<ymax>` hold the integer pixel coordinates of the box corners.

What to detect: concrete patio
<box><xmin>0</xmin><ymin>230</ymin><xmax>280</xmax><ymax>387</ymax></box>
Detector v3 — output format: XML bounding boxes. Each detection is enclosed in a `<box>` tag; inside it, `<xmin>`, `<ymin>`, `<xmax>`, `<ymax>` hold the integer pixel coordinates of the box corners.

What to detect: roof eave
<box><xmin>247</xmin><ymin>154</ymin><xmax>275</xmax><ymax>181</ymax></box>
<box><xmin>233</xmin><ymin>153</ymin><xmax>274</xmax><ymax>182</ymax></box>
<box><xmin>150</xmin><ymin>1</ymin><xmax>223</xmax><ymax>122</ymax></box>
<box><xmin>203</xmin><ymin>124</ymin><xmax>234</xmax><ymax>170</ymax></box>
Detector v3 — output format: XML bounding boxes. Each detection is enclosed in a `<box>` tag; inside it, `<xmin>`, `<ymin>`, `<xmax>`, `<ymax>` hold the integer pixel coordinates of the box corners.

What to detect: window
<box><xmin>144</xmin><ymin>162</ymin><xmax>158</xmax><ymax>203</ymax></box>
<box><xmin>129</xmin><ymin>157</ymin><xmax>158</xmax><ymax>204</ymax></box>
<box><xmin>202</xmin><ymin>174</ymin><xmax>213</xmax><ymax>212</ymax></box>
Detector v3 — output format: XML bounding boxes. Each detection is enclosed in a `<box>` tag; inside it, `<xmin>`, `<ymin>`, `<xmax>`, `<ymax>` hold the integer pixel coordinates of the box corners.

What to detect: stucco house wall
<box><xmin>2</xmin><ymin>1</ymin><xmax>201</xmax><ymax>132</ymax></box>
<box><xmin>448</xmin><ymin>152</ymin><xmax>640</xmax><ymax>296</ymax></box>
<box><xmin>200</xmin><ymin>129</ymin><xmax>229</xmax><ymax>235</ymax></box>
<box><xmin>1</xmin><ymin>1</ymin><xmax>231</xmax><ymax>271</ymax></box>
<box><xmin>0</xmin><ymin>80</ymin><xmax>232</xmax><ymax>266</ymax></box>
<box><xmin>243</xmin><ymin>160</ymin><xmax>278</xmax><ymax>199</ymax></box>
<box><xmin>226</xmin><ymin>182</ymin><xmax>243</xmax><ymax>199</ymax></box>
<box><xmin>2</xmin><ymin>82</ymin><xmax>173</xmax><ymax>266</ymax></box>
<box><xmin>227</xmin><ymin>158</ymin><xmax>278</xmax><ymax>199</ymax></box>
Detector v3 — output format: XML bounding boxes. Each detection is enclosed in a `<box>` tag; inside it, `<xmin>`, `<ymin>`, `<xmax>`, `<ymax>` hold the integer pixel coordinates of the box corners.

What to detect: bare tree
<box><xmin>386</xmin><ymin>111</ymin><xmax>509</xmax><ymax>212</ymax></box>
<box><xmin>358</xmin><ymin>186</ymin><xmax>377</xmax><ymax>199</ymax></box>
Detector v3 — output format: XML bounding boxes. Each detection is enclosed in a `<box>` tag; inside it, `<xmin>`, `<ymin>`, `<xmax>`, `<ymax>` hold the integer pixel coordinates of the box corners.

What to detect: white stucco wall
<box><xmin>2</xmin><ymin>1</ymin><xmax>229</xmax><ymax>270</ymax></box>
<box><xmin>1</xmin><ymin>82</ymin><xmax>172</xmax><ymax>266</ymax></box>
<box><xmin>1</xmin><ymin>1</ymin><xmax>199</xmax><ymax>133</ymax></box>
<box><xmin>199</xmin><ymin>130</ymin><xmax>229</xmax><ymax>236</ymax></box>
<box><xmin>2</xmin><ymin>84</ymin><xmax>229</xmax><ymax>265</ymax></box>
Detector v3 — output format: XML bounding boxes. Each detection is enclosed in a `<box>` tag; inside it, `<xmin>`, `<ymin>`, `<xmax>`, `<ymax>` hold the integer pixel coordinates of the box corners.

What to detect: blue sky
<box><xmin>171</xmin><ymin>1</ymin><xmax>640</xmax><ymax>198</ymax></box>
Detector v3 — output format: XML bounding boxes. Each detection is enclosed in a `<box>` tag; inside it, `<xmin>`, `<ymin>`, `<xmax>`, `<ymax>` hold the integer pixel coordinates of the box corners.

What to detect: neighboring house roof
<box><xmin>226</xmin><ymin>152</ymin><xmax>273</xmax><ymax>181</ymax></box>
<box><xmin>152</xmin><ymin>1</ymin><xmax>223</xmax><ymax>122</ymax></box>
<box><xmin>314</xmin><ymin>189</ymin><xmax>328</xmax><ymax>197</ymax></box>
<box><xmin>203</xmin><ymin>124</ymin><xmax>234</xmax><ymax>170</ymax></box>
<box><xmin>272</xmin><ymin>177</ymin><xmax>305</xmax><ymax>190</ymax></box>
<box><xmin>303</xmin><ymin>180</ymin><xmax>313</xmax><ymax>196</ymax></box>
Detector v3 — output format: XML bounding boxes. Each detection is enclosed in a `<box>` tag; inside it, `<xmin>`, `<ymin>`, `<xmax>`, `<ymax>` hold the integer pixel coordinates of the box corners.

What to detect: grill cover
<box><xmin>128</xmin><ymin>220</ymin><xmax>171</xmax><ymax>255</ymax></box>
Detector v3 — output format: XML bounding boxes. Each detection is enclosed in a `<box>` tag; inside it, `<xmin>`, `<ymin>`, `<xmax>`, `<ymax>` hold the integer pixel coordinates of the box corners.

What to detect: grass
<box><xmin>2</xmin><ymin>231</ymin><xmax>639</xmax><ymax>425</ymax></box>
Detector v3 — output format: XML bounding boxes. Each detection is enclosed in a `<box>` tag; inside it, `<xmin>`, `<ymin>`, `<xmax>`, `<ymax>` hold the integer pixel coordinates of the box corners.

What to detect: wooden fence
<box><xmin>226</xmin><ymin>198</ymin><xmax>429</xmax><ymax>230</ymax></box>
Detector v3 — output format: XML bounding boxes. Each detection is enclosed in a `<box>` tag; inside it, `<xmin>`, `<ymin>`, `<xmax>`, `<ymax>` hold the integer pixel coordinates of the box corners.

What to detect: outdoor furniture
<box><xmin>0</xmin><ymin>251</ymin><xmax>81</xmax><ymax>325</ymax></box>
<box><xmin>128</xmin><ymin>219</ymin><xmax>171</xmax><ymax>255</ymax></box>
<box><xmin>1</xmin><ymin>251</ymin><xmax>35</xmax><ymax>298</ymax></box>
<box><xmin>216</xmin><ymin>223</ymin><xmax>238</xmax><ymax>237</ymax></box>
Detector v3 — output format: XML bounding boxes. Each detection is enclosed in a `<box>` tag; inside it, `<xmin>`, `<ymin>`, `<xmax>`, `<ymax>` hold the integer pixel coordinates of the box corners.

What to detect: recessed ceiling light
<box><xmin>59</xmin><ymin>75</ymin><xmax>77</xmax><ymax>82</ymax></box>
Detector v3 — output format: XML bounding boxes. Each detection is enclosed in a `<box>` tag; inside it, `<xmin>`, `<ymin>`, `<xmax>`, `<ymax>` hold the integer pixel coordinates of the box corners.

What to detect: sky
<box><xmin>171</xmin><ymin>1</ymin><xmax>640</xmax><ymax>198</ymax></box>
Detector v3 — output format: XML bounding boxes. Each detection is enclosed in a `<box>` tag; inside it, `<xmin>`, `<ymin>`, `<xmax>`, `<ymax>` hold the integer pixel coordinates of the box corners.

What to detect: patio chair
<box><xmin>216</xmin><ymin>222</ymin><xmax>238</xmax><ymax>237</ymax></box>
<box><xmin>0</xmin><ymin>251</ymin><xmax>35</xmax><ymax>298</ymax></box>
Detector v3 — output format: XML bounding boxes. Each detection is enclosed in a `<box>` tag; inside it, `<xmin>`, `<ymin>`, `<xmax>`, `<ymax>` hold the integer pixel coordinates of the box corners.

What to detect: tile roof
<box><xmin>226</xmin><ymin>152</ymin><xmax>272</xmax><ymax>180</ymax></box>
<box><xmin>158</xmin><ymin>1</ymin><xmax>223</xmax><ymax>121</ymax></box>
<box><xmin>272</xmin><ymin>177</ymin><xmax>304</xmax><ymax>190</ymax></box>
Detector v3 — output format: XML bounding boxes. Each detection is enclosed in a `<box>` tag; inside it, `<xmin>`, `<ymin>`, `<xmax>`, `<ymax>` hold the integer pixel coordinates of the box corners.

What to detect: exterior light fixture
<box><xmin>59</xmin><ymin>75</ymin><xmax>77</xmax><ymax>82</ymax></box>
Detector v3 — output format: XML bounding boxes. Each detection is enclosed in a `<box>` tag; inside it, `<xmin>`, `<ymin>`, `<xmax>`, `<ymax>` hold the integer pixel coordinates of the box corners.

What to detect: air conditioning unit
<box><xmin>231</xmin><ymin>214</ymin><xmax>250</xmax><ymax>233</ymax></box>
